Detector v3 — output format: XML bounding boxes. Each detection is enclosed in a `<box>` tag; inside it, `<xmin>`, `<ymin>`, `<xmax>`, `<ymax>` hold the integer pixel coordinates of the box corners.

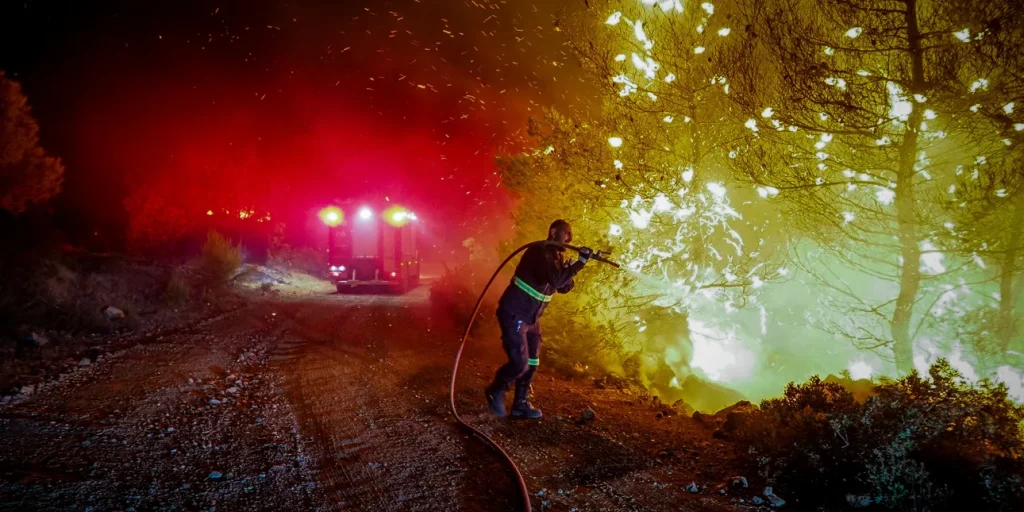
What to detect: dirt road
<box><xmin>0</xmin><ymin>279</ymin><xmax>758</xmax><ymax>511</ymax></box>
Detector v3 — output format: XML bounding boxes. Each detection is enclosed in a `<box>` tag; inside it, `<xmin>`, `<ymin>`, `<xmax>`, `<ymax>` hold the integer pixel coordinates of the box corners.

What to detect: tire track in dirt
<box><xmin>271</xmin><ymin>292</ymin><xmax>511</xmax><ymax>511</ymax></box>
<box><xmin>0</xmin><ymin>302</ymin><xmax>322</xmax><ymax>511</ymax></box>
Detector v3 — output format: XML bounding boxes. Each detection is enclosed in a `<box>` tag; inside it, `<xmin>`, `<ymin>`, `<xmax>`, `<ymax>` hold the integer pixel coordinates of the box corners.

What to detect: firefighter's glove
<box><xmin>578</xmin><ymin>246</ymin><xmax>593</xmax><ymax>264</ymax></box>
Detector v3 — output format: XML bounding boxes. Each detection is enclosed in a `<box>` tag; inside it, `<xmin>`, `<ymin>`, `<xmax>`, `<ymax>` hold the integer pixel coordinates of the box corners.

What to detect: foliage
<box><xmin>498</xmin><ymin>0</ymin><xmax>1024</xmax><ymax>399</ymax></box>
<box><xmin>0</xmin><ymin>71</ymin><xmax>64</xmax><ymax>215</ymax></box>
<box><xmin>735</xmin><ymin>360</ymin><xmax>1024</xmax><ymax>510</ymax></box>
<box><xmin>722</xmin><ymin>0</ymin><xmax>1024</xmax><ymax>372</ymax></box>
<box><xmin>200</xmin><ymin>230</ymin><xmax>242</xmax><ymax>285</ymax></box>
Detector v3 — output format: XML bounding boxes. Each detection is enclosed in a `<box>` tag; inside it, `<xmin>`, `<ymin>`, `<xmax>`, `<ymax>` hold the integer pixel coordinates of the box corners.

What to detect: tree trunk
<box><xmin>998</xmin><ymin>198</ymin><xmax>1023</xmax><ymax>351</ymax></box>
<box><xmin>891</xmin><ymin>0</ymin><xmax>926</xmax><ymax>374</ymax></box>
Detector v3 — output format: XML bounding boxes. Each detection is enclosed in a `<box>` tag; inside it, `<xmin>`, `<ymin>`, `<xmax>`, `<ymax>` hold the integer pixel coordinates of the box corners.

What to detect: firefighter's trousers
<box><xmin>492</xmin><ymin>307</ymin><xmax>541</xmax><ymax>391</ymax></box>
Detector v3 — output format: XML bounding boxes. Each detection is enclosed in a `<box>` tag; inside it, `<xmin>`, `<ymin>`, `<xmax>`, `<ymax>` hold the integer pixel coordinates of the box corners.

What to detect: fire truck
<box><xmin>322</xmin><ymin>202</ymin><xmax>421</xmax><ymax>293</ymax></box>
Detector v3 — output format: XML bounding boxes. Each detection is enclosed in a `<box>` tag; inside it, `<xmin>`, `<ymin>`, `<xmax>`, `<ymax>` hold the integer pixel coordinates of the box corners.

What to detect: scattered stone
<box><xmin>19</xmin><ymin>384</ymin><xmax>35</xmax><ymax>396</ymax></box>
<box><xmin>710</xmin><ymin>400</ymin><xmax>757</xmax><ymax>439</ymax></box>
<box><xmin>210</xmin><ymin>399</ymin><xmax>222</xmax><ymax>405</ymax></box>
<box><xmin>181</xmin><ymin>483</ymin><xmax>191</xmax><ymax>489</ymax></box>
<box><xmin>227</xmin><ymin>387</ymin><xmax>239</xmax><ymax>394</ymax></box>
<box><xmin>581</xmin><ymin>407</ymin><xmax>596</xmax><ymax>423</ymax></box>
<box><xmin>208</xmin><ymin>471</ymin><xmax>223</xmax><ymax>480</ymax></box>
<box><xmin>81</xmin><ymin>440</ymin><xmax>91</xmax><ymax>447</ymax></box>
<box><xmin>103</xmin><ymin>306</ymin><xmax>126</xmax><ymax>320</ymax></box>
<box><xmin>764</xmin><ymin>487</ymin><xmax>786</xmax><ymax>508</ymax></box>
<box><xmin>729</xmin><ymin>476</ymin><xmax>749</xmax><ymax>489</ymax></box>
<box><xmin>79</xmin><ymin>358</ymin><xmax>92</xmax><ymax>367</ymax></box>
<box><xmin>25</xmin><ymin>332</ymin><xmax>49</xmax><ymax>347</ymax></box>
<box><xmin>846</xmin><ymin>495</ymin><xmax>874</xmax><ymax>508</ymax></box>
<box><xmin>536</xmin><ymin>488</ymin><xmax>547</xmax><ymax>497</ymax></box>
<box><xmin>686</xmin><ymin>482</ymin><xmax>699</xmax><ymax>493</ymax></box>
<box><xmin>692</xmin><ymin>411</ymin><xmax>707</xmax><ymax>425</ymax></box>
<box><xmin>752</xmin><ymin>496</ymin><xmax>763</xmax><ymax>505</ymax></box>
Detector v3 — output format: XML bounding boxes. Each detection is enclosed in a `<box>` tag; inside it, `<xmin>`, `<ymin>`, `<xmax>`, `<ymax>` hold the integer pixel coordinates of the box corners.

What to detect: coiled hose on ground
<box><xmin>448</xmin><ymin>240</ymin><xmax>618</xmax><ymax>512</ymax></box>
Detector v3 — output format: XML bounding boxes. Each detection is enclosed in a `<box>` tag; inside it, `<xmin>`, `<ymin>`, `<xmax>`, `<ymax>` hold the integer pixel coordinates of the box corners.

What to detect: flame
<box><xmin>848</xmin><ymin>358</ymin><xmax>874</xmax><ymax>380</ymax></box>
<box><xmin>689</xmin><ymin>320</ymin><xmax>755</xmax><ymax>383</ymax></box>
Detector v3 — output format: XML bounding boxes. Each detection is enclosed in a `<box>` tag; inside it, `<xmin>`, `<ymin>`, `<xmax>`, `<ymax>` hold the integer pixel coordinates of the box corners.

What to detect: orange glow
<box><xmin>206</xmin><ymin>210</ymin><xmax>214</xmax><ymax>216</ymax></box>
<box><xmin>319</xmin><ymin>206</ymin><xmax>344</xmax><ymax>227</ymax></box>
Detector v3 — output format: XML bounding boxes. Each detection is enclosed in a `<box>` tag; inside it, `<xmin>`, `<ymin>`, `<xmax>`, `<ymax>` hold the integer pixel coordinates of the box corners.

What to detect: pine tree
<box><xmin>0</xmin><ymin>71</ymin><xmax>64</xmax><ymax>215</ymax></box>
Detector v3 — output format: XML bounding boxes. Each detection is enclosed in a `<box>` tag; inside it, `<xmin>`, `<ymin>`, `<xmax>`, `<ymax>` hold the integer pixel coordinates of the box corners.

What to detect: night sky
<box><xmin>0</xmin><ymin>0</ymin><xmax>594</xmax><ymax>251</ymax></box>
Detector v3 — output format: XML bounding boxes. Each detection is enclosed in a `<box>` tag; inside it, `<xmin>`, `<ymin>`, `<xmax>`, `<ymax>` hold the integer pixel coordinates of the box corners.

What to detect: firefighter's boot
<box><xmin>510</xmin><ymin>382</ymin><xmax>542</xmax><ymax>419</ymax></box>
<box><xmin>485</xmin><ymin>382</ymin><xmax>507</xmax><ymax>418</ymax></box>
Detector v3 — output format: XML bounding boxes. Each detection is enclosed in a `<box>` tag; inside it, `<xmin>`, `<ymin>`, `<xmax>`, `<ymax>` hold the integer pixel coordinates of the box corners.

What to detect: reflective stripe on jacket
<box><xmin>498</xmin><ymin>243</ymin><xmax>583</xmax><ymax>324</ymax></box>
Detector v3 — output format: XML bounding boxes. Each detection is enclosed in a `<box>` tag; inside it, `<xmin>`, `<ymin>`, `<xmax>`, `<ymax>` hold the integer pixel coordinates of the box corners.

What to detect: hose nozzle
<box><xmin>592</xmin><ymin>249</ymin><xmax>620</xmax><ymax>268</ymax></box>
<box><xmin>548</xmin><ymin>241</ymin><xmax>621</xmax><ymax>268</ymax></box>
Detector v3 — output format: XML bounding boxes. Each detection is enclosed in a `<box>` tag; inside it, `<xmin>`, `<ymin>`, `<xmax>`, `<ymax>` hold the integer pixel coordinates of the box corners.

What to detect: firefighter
<box><xmin>484</xmin><ymin>219</ymin><xmax>593</xmax><ymax>419</ymax></box>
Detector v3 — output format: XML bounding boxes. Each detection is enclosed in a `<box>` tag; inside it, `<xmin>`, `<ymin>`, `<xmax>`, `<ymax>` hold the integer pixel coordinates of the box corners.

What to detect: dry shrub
<box><xmin>200</xmin><ymin>230</ymin><xmax>241</xmax><ymax>284</ymax></box>
<box><xmin>734</xmin><ymin>360</ymin><xmax>1024</xmax><ymax>511</ymax></box>
<box><xmin>165</xmin><ymin>271</ymin><xmax>191</xmax><ymax>304</ymax></box>
<box><xmin>543</xmin><ymin>314</ymin><xmax>617</xmax><ymax>379</ymax></box>
<box><xmin>429</xmin><ymin>262</ymin><xmax>480</xmax><ymax>334</ymax></box>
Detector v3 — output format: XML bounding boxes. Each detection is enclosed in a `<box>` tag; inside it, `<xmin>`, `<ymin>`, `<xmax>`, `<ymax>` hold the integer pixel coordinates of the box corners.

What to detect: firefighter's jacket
<box><xmin>498</xmin><ymin>243</ymin><xmax>584</xmax><ymax>324</ymax></box>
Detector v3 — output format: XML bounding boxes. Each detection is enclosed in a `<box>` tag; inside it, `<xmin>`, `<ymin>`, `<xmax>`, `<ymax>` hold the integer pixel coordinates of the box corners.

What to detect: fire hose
<box><xmin>448</xmin><ymin>240</ymin><xmax>620</xmax><ymax>511</ymax></box>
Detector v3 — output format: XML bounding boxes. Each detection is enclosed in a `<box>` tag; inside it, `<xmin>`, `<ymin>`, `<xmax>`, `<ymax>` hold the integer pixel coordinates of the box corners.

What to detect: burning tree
<box><xmin>0</xmin><ymin>71</ymin><xmax>64</xmax><ymax>215</ymax></box>
<box><xmin>724</xmin><ymin>0</ymin><xmax>1024</xmax><ymax>374</ymax></box>
<box><xmin>500</xmin><ymin>1</ymin><xmax>783</xmax><ymax>394</ymax></box>
<box><xmin>124</xmin><ymin>150</ymin><xmax>274</xmax><ymax>256</ymax></box>
<box><xmin>931</xmin><ymin>7</ymin><xmax>1024</xmax><ymax>368</ymax></box>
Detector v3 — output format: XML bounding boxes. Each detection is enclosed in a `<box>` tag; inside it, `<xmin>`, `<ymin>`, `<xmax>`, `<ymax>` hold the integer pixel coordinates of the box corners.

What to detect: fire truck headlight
<box><xmin>390</xmin><ymin>271</ymin><xmax>397</xmax><ymax>277</ymax></box>
<box><xmin>330</xmin><ymin>265</ymin><xmax>338</xmax><ymax>271</ymax></box>
<box><xmin>358</xmin><ymin>207</ymin><xmax>373</xmax><ymax>220</ymax></box>
<box><xmin>318</xmin><ymin>206</ymin><xmax>344</xmax><ymax>227</ymax></box>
